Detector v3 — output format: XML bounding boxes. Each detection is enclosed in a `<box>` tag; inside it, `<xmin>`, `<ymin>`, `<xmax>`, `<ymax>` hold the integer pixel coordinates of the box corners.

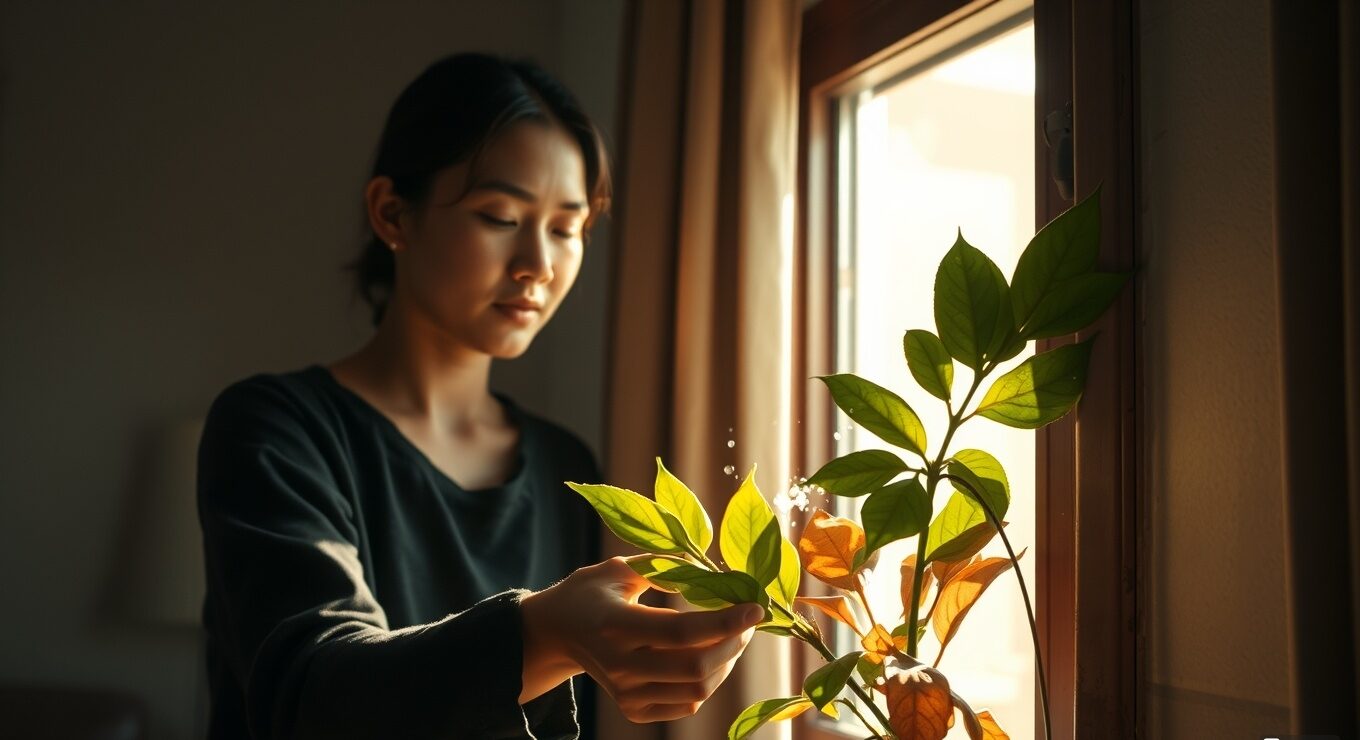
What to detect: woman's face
<box><xmin>393</xmin><ymin>121</ymin><xmax>589</xmax><ymax>359</ymax></box>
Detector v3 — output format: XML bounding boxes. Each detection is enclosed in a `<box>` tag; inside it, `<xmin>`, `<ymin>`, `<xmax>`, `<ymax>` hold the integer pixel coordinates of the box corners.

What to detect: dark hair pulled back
<box><xmin>347</xmin><ymin>53</ymin><xmax>612</xmax><ymax>327</ymax></box>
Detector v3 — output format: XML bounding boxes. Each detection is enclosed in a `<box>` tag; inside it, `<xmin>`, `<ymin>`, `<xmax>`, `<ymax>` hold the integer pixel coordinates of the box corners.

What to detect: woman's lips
<box><xmin>493</xmin><ymin>303</ymin><xmax>541</xmax><ymax>325</ymax></box>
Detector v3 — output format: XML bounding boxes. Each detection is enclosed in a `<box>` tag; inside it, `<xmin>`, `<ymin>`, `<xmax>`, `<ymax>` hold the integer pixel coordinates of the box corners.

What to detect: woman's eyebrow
<box><xmin>470</xmin><ymin>179</ymin><xmax>586</xmax><ymax>211</ymax></box>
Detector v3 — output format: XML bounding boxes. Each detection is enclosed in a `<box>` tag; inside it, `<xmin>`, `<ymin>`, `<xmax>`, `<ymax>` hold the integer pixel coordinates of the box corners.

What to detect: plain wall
<box><xmin>0</xmin><ymin>2</ymin><xmax>622</xmax><ymax>738</ymax></box>
<box><xmin>1139</xmin><ymin>0</ymin><xmax>1292</xmax><ymax>735</ymax></box>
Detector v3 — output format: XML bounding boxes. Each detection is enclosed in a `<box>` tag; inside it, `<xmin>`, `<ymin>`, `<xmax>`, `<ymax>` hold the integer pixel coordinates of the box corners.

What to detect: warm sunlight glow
<box><xmin>836</xmin><ymin>19</ymin><xmax>1036</xmax><ymax>738</ymax></box>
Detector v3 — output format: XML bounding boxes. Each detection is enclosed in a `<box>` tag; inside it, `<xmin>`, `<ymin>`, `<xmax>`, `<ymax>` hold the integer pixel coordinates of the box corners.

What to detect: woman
<box><xmin>196</xmin><ymin>53</ymin><xmax>762</xmax><ymax>740</ymax></box>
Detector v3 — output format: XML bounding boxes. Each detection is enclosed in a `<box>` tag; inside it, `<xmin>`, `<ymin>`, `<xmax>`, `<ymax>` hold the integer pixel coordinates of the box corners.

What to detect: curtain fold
<box><xmin>601</xmin><ymin>0</ymin><xmax>802</xmax><ymax>737</ymax></box>
<box><xmin>1270</xmin><ymin>0</ymin><xmax>1360</xmax><ymax>735</ymax></box>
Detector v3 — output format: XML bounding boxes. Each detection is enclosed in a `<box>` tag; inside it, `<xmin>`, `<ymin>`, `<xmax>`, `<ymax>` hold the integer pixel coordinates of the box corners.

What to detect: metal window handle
<box><xmin>1044</xmin><ymin>101</ymin><xmax>1074</xmax><ymax>200</ymax></box>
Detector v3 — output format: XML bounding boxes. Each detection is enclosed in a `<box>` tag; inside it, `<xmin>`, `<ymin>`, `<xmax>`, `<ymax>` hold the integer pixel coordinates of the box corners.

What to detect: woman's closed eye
<box><xmin>478</xmin><ymin>213</ymin><xmax>517</xmax><ymax>228</ymax></box>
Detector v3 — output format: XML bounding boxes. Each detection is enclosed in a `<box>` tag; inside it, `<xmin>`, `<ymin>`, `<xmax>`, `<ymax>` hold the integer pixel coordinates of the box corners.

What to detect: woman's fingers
<box><xmin>627</xmin><ymin>629</ymin><xmax>752</xmax><ymax>682</ymax></box>
<box><xmin>610</xmin><ymin>601</ymin><xmax>765</xmax><ymax>648</ymax></box>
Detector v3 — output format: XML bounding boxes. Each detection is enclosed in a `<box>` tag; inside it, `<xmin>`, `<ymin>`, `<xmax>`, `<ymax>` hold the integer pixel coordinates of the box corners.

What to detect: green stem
<box><xmin>907</xmin><ymin>366</ymin><xmax>989</xmax><ymax>656</ymax></box>
<box><xmin>943</xmin><ymin>472</ymin><xmax>1051</xmax><ymax>740</ymax></box>
<box><xmin>795</xmin><ymin>622</ymin><xmax>895</xmax><ymax>737</ymax></box>
<box><xmin>836</xmin><ymin>698</ymin><xmax>887</xmax><ymax>739</ymax></box>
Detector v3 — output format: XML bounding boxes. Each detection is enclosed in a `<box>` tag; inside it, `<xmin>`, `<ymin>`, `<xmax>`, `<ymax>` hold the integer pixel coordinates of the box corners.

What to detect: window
<box><xmin>795</xmin><ymin>0</ymin><xmax>1138</xmax><ymax>737</ymax></box>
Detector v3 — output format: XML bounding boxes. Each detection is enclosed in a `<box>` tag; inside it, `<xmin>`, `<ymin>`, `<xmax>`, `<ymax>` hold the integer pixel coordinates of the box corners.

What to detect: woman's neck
<box><xmin>331</xmin><ymin>303</ymin><xmax>503</xmax><ymax>435</ymax></box>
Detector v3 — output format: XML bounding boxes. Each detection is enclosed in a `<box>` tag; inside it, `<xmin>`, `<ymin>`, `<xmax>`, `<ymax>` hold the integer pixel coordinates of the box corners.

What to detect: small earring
<box><xmin>388</xmin><ymin>242</ymin><xmax>398</xmax><ymax>251</ymax></box>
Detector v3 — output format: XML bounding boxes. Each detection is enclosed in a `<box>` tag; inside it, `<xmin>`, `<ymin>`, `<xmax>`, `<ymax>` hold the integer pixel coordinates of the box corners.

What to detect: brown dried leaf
<box><xmin>797</xmin><ymin>509</ymin><xmax>866</xmax><ymax>590</ymax></box>
<box><xmin>796</xmin><ymin>595</ymin><xmax>862</xmax><ymax>635</ymax></box>
<box><xmin>860</xmin><ymin>623</ymin><xmax>908</xmax><ymax>664</ymax></box>
<box><xmin>931</xmin><ymin>549</ymin><xmax>1028</xmax><ymax>663</ymax></box>
<box><xmin>977</xmin><ymin>709</ymin><xmax>1009</xmax><ymax>739</ymax></box>
<box><xmin>930</xmin><ymin>553</ymin><xmax>979</xmax><ymax>590</ymax></box>
<box><xmin>884</xmin><ymin>659</ymin><xmax>954</xmax><ymax>740</ymax></box>
<box><xmin>900</xmin><ymin>554</ymin><xmax>936</xmax><ymax>616</ymax></box>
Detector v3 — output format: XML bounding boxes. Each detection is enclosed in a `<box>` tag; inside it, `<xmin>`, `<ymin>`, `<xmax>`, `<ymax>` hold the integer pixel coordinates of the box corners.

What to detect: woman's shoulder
<box><xmin>203</xmin><ymin>364</ymin><xmax>339</xmax><ymax>448</ymax></box>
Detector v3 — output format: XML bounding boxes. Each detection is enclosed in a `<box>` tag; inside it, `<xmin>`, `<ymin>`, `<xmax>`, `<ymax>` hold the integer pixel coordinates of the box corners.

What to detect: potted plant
<box><xmin>568</xmin><ymin>188</ymin><xmax>1125</xmax><ymax>739</ymax></box>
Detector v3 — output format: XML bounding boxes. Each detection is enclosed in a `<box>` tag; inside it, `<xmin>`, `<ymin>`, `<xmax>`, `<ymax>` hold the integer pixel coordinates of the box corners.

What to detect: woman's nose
<box><xmin>510</xmin><ymin>228</ymin><xmax>555</xmax><ymax>284</ymax></box>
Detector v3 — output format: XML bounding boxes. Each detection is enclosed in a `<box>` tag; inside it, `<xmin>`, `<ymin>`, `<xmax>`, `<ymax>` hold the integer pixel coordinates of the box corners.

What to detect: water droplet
<box><xmin>727</xmin><ymin>439</ymin><xmax>736</xmax><ymax>449</ymax></box>
<box><xmin>833</xmin><ymin>431</ymin><xmax>842</xmax><ymax>441</ymax></box>
<box><xmin>723</xmin><ymin>464</ymin><xmax>736</xmax><ymax>476</ymax></box>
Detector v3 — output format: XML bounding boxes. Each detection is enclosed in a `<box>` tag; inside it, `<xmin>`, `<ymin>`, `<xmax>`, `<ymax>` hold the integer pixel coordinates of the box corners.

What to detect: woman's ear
<box><xmin>364</xmin><ymin>175</ymin><xmax>407</xmax><ymax>249</ymax></box>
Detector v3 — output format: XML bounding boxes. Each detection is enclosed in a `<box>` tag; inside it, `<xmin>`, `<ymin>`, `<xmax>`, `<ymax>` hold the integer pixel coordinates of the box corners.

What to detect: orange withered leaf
<box><xmin>976</xmin><ymin>709</ymin><xmax>1009</xmax><ymax>739</ymax></box>
<box><xmin>795</xmin><ymin>595</ymin><xmax>863</xmax><ymax>635</ymax></box>
<box><xmin>884</xmin><ymin>659</ymin><xmax>953</xmax><ymax>740</ymax></box>
<box><xmin>900</xmin><ymin>553</ymin><xmax>936</xmax><ymax>616</ymax></box>
<box><xmin>930</xmin><ymin>553</ymin><xmax>978</xmax><ymax>590</ymax></box>
<box><xmin>931</xmin><ymin>549</ymin><xmax>1028</xmax><ymax>665</ymax></box>
<box><xmin>955</xmin><ymin>700</ymin><xmax>1010</xmax><ymax>740</ymax></box>
<box><xmin>797</xmin><ymin>509</ymin><xmax>866</xmax><ymax>590</ymax></box>
<box><xmin>859</xmin><ymin>623</ymin><xmax>907</xmax><ymax>664</ymax></box>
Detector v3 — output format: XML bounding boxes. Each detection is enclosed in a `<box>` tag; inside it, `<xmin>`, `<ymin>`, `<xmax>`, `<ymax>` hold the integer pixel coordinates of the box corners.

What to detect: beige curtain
<box><xmin>599</xmin><ymin>0</ymin><xmax>802</xmax><ymax>737</ymax></box>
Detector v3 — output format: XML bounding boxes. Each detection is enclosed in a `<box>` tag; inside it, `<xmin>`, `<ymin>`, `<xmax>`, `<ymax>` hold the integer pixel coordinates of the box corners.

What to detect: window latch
<box><xmin>1044</xmin><ymin>101</ymin><xmax>1074</xmax><ymax>200</ymax></box>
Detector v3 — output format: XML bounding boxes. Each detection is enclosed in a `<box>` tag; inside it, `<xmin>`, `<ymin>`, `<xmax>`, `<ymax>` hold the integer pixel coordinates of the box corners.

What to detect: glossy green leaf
<box><xmin>903</xmin><ymin>329</ymin><xmax>954</xmax><ymax>402</ymax></box>
<box><xmin>728</xmin><ymin>696</ymin><xmax>814</xmax><ymax>740</ymax></box>
<box><xmin>924</xmin><ymin>491</ymin><xmax>988</xmax><ymax>563</ymax></box>
<box><xmin>1021</xmin><ymin>271</ymin><xmax>1128</xmax><ymax>339</ymax></box>
<box><xmin>567</xmin><ymin>483</ymin><xmax>691</xmax><ymax>554</ymax></box>
<box><xmin>975</xmin><ymin>338</ymin><xmax>1095</xmax><ymax>429</ymax></box>
<box><xmin>770</xmin><ymin>536</ymin><xmax>800</xmax><ymax>607</ymax></box>
<box><xmin>934</xmin><ymin>231</ymin><xmax>1014</xmax><ymax>371</ymax></box>
<box><xmin>945</xmin><ymin>449</ymin><xmax>1010</xmax><ymax>522</ymax></box>
<box><xmin>807</xmin><ymin>449</ymin><xmax>910</xmax><ymax>497</ymax></box>
<box><xmin>625</xmin><ymin>554</ymin><xmax>690</xmax><ymax>592</ymax></box>
<box><xmin>817</xmin><ymin>374</ymin><xmax>927</xmax><ymax>457</ymax></box>
<box><xmin>654</xmin><ymin>457</ymin><xmax>713</xmax><ymax>552</ymax></box>
<box><xmin>804</xmin><ymin>651</ymin><xmax>864</xmax><ymax>710</ymax></box>
<box><xmin>855</xmin><ymin>478</ymin><xmax>931</xmax><ymax>569</ymax></box>
<box><xmin>856</xmin><ymin>652</ymin><xmax>885</xmax><ymax>691</ymax></box>
<box><xmin>1011</xmin><ymin>185</ymin><xmax>1102</xmax><ymax>329</ymax></box>
<box><xmin>632</xmin><ymin>557</ymin><xmax>768</xmax><ymax>611</ymax></box>
<box><xmin>720</xmin><ymin>467</ymin><xmax>783</xmax><ymax>590</ymax></box>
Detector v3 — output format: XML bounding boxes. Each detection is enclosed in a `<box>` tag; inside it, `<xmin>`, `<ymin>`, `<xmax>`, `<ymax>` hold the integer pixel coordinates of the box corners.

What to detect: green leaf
<box><xmin>770</xmin><ymin>536</ymin><xmax>800</xmax><ymax>607</ymax></box>
<box><xmin>728</xmin><ymin>696</ymin><xmax>814</xmax><ymax>740</ymax></box>
<box><xmin>756</xmin><ymin>623</ymin><xmax>798</xmax><ymax>638</ymax></box>
<box><xmin>945</xmin><ymin>449</ymin><xmax>1010</xmax><ymax>522</ymax></box>
<box><xmin>903</xmin><ymin>329</ymin><xmax>954</xmax><ymax>402</ymax></box>
<box><xmin>817</xmin><ymin>374</ymin><xmax>927</xmax><ymax>457</ymax></box>
<box><xmin>625</xmin><ymin>554</ymin><xmax>690</xmax><ymax>592</ymax></box>
<box><xmin>1021</xmin><ymin>271</ymin><xmax>1128</xmax><ymax>339</ymax></box>
<box><xmin>803</xmin><ymin>651</ymin><xmax>864</xmax><ymax>710</ymax></box>
<box><xmin>567</xmin><ymin>483</ymin><xmax>691</xmax><ymax>554</ymax></box>
<box><xmin>720</xmin><ymin>467</ymin><xmax>783</xmax><ymax>590</ymax></box>
<box><xmin>925</xmin><ymin>492</ymin><xmax>986</xmax><ymax>563</ymax></box>
<box><xmin>807</xmin><ymin>449</ymin><xmax>910</xmax><ymax>497</ymax></box>
<box><xmin>974</xmin><ymin>338</ymin><xmax>1095</xmax><ymax>429</ymax></box>
<box><xmin>631</xmin><ymin>557</ymin><xmax>769</xmax><ymax>611</ymax></box>
<box><xmin>933</xmin><ymin>231</ymin><xmax>1014</xmax><ymax>371</ymax></box>
<box><xmin>856</xmin><ymin>652</ymin><xmax>884</xmax><ymax>688</ymax></box>
<box><xmin>1011</xmin><ymin>185</ymin><xmax>1102</xmax><ymax>329</ymax></box>
<box><xmin>654</xmin><ymin>457</ymin><xmax>713</xmax><ymax>552</ymax></box>
<box><xmin>855</xmin><ymin>478</ymin><xmax>931</xmax><ymax>569</ymax></box>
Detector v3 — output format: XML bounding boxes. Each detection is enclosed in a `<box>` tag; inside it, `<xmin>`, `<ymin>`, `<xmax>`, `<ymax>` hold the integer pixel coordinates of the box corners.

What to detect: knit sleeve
<box><xmin>196</xmin><ymin>379</ymin><xmax>579</xmax><ymax>739</ymax></box>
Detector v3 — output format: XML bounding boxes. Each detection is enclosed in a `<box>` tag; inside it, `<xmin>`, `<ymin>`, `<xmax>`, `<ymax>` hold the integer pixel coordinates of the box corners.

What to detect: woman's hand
<box><xmin>519</xmin><ymin>556</ymin><xmax>764</xmax><ymax>722</ymax></box>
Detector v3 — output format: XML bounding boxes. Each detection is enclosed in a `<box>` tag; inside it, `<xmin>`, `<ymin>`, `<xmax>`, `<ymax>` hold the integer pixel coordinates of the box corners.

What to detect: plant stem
<box><xmin>836</xmin><ymin>698</ymin><xmax>887</xmax><ymax>739</ymax></box>
<box><xmin>794</xmin><ymin>622</ymin><xmax>896</xmax><ymax>737</ymax></box>
<box><xmin>907</xmin><ymin>365</ymin><xmax>990</xmax><ymax>657</ymax></box>
<box><xmin>943</xmin><ymin>472</ymin><xmax>1052</xmax><ymax>740</ymax></box>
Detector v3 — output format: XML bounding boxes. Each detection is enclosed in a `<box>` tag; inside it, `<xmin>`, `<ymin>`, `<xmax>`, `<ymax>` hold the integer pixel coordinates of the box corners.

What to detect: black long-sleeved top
<box><xmin>196</xmin><ymin>364</ymin><xmax>601</xmax><ymax>739</ymax></box>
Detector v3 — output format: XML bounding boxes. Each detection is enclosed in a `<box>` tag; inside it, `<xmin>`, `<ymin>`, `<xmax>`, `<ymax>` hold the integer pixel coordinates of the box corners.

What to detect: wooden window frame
<box><xmin>792</xmin><ymin>1</ymin><xmax>1140</xmax><ymax>738</ymax></box>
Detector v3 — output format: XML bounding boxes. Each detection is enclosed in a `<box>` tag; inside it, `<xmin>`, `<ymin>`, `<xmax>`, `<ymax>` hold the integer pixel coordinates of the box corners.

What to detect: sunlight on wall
<box><xmin>835</xmin><ymin>19</ymin><xmax>1036</xmax><ymax>737</ymax></box>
